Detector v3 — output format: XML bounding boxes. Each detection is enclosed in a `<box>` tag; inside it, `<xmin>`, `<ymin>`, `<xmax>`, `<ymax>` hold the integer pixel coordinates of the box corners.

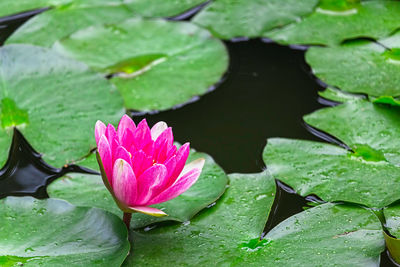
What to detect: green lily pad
<box><xmin>124</xmin><ymin>172</ymin><xmax>383</xmax><ymax>266</ymax></box>
<box><xmin>54</xmin><ymin>18</ymin><xmax>228</xmax><ymax>112</ymax></box>
<box><xmin>0</xmin><ymin>44</ymin><xmax>124</xmax><ymax>167</ymax></box>
<box><xmin>125</xmin><ymin>0</ymin><xmax>206</xmax><ymax>18</ymax></box>
<box><xmin>266</xmin><ymin>0</ymin><xmax>400</xmax><ymax>46</ymax></box>
<box><xmin>0</xmin><ymin>196</ymin><xmax>129</xmax><ymax>266</ymax></box>
<box><xmin>48</xmin><ymin>148</ymin><xmax>229</xmax><ymax>229</ymax></box>
<box><xmin>385</xmin><ymin>204</ymin><xmax>400</xmax><ymax>238</ymax></box>
<box><xmin>264</xmin><ymin>137</ymin><xmax>400</xmax><ymax>208</ymax></box>
<box><xmin>6</xmin><ymin>4</ymin><xmax>135</xmax><ymax>48</ymax></box>
<box><xmin>0</xmin><ymin>0</ymin><xmax>70</xmax><ymax>17</ymax></box>
<box><xmin>306</xmin><ymin>32</ymin><xmax>400</xmax><ymax>98</ymax></box>
<box><xmin>191</xmin><ymin>0</ymin><xmax>318</xmax><ymax>40</ymax></box>
<box><xmin>304</xmin><ymin>101</ymin><xmax>400</xmax><ymax>166</ymax></box>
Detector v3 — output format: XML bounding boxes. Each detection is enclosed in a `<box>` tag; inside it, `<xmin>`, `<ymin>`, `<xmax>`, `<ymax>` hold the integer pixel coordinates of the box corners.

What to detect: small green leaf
<box><xmin>384</xmin><ymin>204</ymin><xmax>400</xmax><ymax>264</ymax></box>
<box><xmin>0</xmin><ymin>196</ymin><xmax>129</xmax><ymax>266</ymax></box>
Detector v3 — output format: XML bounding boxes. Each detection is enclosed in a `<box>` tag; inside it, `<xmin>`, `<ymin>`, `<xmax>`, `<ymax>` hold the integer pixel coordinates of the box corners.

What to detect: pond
<box><xmin>0</xmin><ymin>1</ymin><xmax>399</xmax><ymax>266</ymax></box>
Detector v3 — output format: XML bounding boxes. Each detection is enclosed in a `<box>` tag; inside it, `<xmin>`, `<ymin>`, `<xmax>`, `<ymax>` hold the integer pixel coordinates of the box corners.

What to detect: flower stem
<box><xmin>123</xmin><ymin>212</ymin><xmax>132</xmax><ymax>230</ymax></box>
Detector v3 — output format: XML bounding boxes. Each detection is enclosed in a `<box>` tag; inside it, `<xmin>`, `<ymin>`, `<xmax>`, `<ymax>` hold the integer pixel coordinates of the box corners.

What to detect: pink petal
<box><xmin>95</xmin><ymin>120</ymin><xmax>106</xmax><ymax>145</ymax></box>
<box><xmin>98</xmin><ymin>136</ymin><xmax>112</xmax><ymax>185</ymax></box>
<box><xmin>150</xmin><ymin>121</ymin><xmax>168</xmax><ymax>141</ymax></box>
<box><xmin>112</xmin><ymin>159</ymin><xmax>137</xmax><ymax>206</ymax></box>
<box><xmin>133</xmin><ymin>119</ymin><xmax>152</xmax><ymax>150</ymax></box>
<box><xmin>120</xmin><ymin>128</ymin><xmax>135</xmax><ymax>150</ymax></box>
<box><xmin>164</xmin><ymin>155</ymin><xmax>177</xmax><ymax>178</ymax></box>
<box><xmin>155</xmin><ymin>127</ymin><xmax>173</xmax><ymax>148</ymax></box>
<box><xmin>136</xmin><ymin>164</ymin><xmax>168</xmax><ymax>205</ymax></box>
<box><xmin>117</xmin><ymin>115</ymin><xmax>136</xmax><ymax>143</ymax></box>
<box><xmin>167</xmin><ymin>145</ymin><xmax>177</xmax><ymax>158</ymax></box>
<box><xmin>131</xmin><ymin>150</ymin><xmax>153</xmax><ymax>177</ymax></box>
<box><xmin>105</xmin><ymin>124</ymin><xmax>117</xmax><ymax>141</ymax></box>
<box><xmin>148</xmin><ymin>158</ymin><xmax>205</xmax><ymax>205</ymax></box>
<box><xmin>171</xmin><ymin>143</ymin><xmax>190</xmax><ymax>181</ymax></box>
<box><xmin>154</xmin><ymin>139</ymin><xmax>170</xmax><ymax>163</ymax></box>
<box><xmin>130</xmin><ymin>206</ymin><xmax>166</xmax><ymax>217</ymax></box>
<box><xmin>115</xmin><ymin>146</ymin><xmax>132</xmax><ymax>166</ymax></box>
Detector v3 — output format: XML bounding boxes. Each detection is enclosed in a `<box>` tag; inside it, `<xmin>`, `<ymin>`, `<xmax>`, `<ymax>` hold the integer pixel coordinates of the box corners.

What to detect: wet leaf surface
<box><xmin>124</xmin><ymin>173</ymin><xmax>383</xmax><ymax>266</ymax></box>
<box><xmin>306</xmin><ymin>31</ymin><xmax>400</xmax><ymax>98</ymax></box>
<box><xmin>0</xmin><ymin>196</ymin><xmax>129</xmax><ymax>266</ymax></box>
<box><xmin>192</xmin><ymin>0</ymin><xmax>318</xmax><ymax>40</ymax></box>
<box><xmin>54</xmin><ymin>18</ymin><xmax>228</xmax><ymax>112</ymax></box>
<box><xmin>266</xmin><ymin>0</ymin><xmax>400</xmax><ymax>46</ymax></box>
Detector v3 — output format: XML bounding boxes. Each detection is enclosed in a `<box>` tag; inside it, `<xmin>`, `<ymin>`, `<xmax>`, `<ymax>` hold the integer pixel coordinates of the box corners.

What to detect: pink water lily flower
<box><xmin>95</xmin><ymin>115</ymin><xmax>205</xmax><ymax>218</ymax></box>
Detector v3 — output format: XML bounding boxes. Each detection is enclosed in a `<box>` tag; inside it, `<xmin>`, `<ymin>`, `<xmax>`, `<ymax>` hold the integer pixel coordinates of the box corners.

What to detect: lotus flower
<box><xmin>95</xmin><ymin>115</ymin><xmax>205</xmax><ymax>218</ymax></box>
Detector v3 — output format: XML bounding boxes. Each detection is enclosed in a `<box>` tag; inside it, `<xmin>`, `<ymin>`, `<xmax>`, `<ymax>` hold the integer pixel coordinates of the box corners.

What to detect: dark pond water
<box><xmin>0</xmin><ymin>8</ymin><xmax>396</xmax><ymax>267</ymax></box>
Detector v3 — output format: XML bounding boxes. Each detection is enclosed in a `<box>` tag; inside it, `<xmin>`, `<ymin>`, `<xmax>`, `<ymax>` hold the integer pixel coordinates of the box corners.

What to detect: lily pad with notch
<box><xmin>265</xmin><ymin>0</ymin><xmax>400</xmax><ymax>46</ymax></box>
<box><xmin>53</xmin><ymin>18</ymin><xmax>228</xmax><ymax>112</ymax></box>
<box><xmin>0</xmin><ymin>196</ymin><xmax>129</xmax><ymax>266</ymax></box>
<box><xmin>123</xmin><ymin>172</ymin><xmax>384</xmax><ymax>266</ymax></box>
<box><xmin>264</xmin><ymin>101</ymin><xmax>400</xmax><ymax>208</ymax></box>
<box><xmin>0</xmin><ymin>44</ymin><xmax>124</xmax><ymax>167</ymax></box>
<box><xmin>47</xmin><ymin>148</ymin><xmax>229</xmax><ymax>229</ymax></box>
<box><xmin>306</xmin><ymin>31</ymin><xmax>400</xmax><ymax>98</ymax></box>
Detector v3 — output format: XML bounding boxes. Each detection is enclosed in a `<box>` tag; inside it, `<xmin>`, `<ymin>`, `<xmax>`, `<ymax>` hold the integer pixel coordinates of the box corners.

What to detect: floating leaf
<box><xmin>125</xmin><ymin>0</ymin><xmax>206</xmax><ymax>18</ymax></box>
<box><xmin>6</xmin><ymin>3</ymin><xmax>135</xmax><ymax>48</ymax></box>
<box><xmin>0</xmin><ymin>0</ymin><xmax>70</xmax><ymax>17</ymax></box>
<box><xmin>304</xmin><ymin>101</ymin><xmax>400</xmax><ymax>166</ymax></box>
<box><xmin>54</xmin><ymin>18</ymin><xmax>228</xmax><ymax>112</ymax></box>
<box><xmin>48</xmin><ymin>148</ymin><xmax>228</xmax><ymax>229</ymax></box>
<box><xmin>264</xmin><ymin>137</ymin><xmax>400</xmax><ymax>208</ymax></box>
<box><xmin>0</xmin><ymin>196</ymin><xmax>129</xmax><ymax>266</ymax></box>
<box><xmin>0</xmin><ymin>44</ymin><xmax>124</xmax><ymax>167</ymax></box>
<box><xmin>318</xmin><ymin>87</ymin><xmax>365</xmax><ymax>103</ymax></box>
<box><xmin>266</xmin><ymin>0</ymin><xmax>400</xmax><ymax>46</ymax></box>
<box><xmin>306</xmin><ymin>32</ymin><xmax>400</xmax><ymax>98</ymax></box>
<box><xmin>192</xmin><ymin>0</ymin><xmax>318</xmax><ymax>40</ymax></box>
<box><xmin>123</xmin><ymin>172</ymin><xmax>383</xmax><ymax>266</ymax></box>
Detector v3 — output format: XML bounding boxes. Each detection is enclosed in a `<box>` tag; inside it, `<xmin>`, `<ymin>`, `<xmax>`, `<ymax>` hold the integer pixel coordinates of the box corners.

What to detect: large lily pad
<box><xmin>0</xmin><ymin>44</ymin><xmax>124</xmax><ymax>167</ymax></box>
<box><xmin>264</xmin><ymin>138</ymin><xmax>400</xmax><ymax>208</ymax></box>
<box><xmin>266</xmin><ymin>0</ymin><xmax>400</xmax><ymax>46</ymax></box>
<box><xmin>306</xmin><ymin>32</ymin><xmax>400</xmax><ymax>98</ymax></box>
<box><xmin>6</xmin><ymin>4</ymin><xmax>135</xmax><ymax>48</ymax></box>
<box><xmin>54</xmin><ymin>18</ymin><xmax>228</xmax><ymax>112</ymax></box>
<box><xmin>48</xmin><ymin>148</ymin><xmax>229</xmax><ymax>229</ymax></box>
<box><xmin>304</xmin><ymin>101</ymin><xmax>400</xmax><ymax>166</ymax></box>
<box><xmin>191</xmin><ymin>0</ymin><xmax>318</xmax><ymax>40</ymax></box>
<box><xmin>0</xmin><ymin>196</ymin><xmax>129</xmax><ymax>266</ymax></box>
<box><xmin>125</xmin><ymin>0</ymin><xmax>206</xmax><ymax>18</ymax></box>
<box><xmin>124</xmin><ymin>172</ymin><xmax>384</xmax><ymax>266</ymax></box>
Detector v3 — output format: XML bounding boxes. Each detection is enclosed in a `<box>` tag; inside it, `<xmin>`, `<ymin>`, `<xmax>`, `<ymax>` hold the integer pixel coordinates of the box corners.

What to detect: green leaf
<box><xmin>54</xmin><ymin>18</ymin><xmax>228</xmax><ymax>112</ymax></box>
<box><xmin>264</xmin><ymin>137</ymin><xmax>400</xmax><ymax>208</ymax></box>
<box><xmin>48</xmin><ymin>148</ymin><xmax>229</xmax><ymax>229</ymax></box>
<box><xmin>0</xmin><ymin>44</ymin><xmax>124</xmax><ymax>167</ymax></box>
<box><xmin>0</xmin><ymin>196</ymin><xmax>129</xmax><ymax>266</ymax></box>
<box><xmin>306</xmin><ymin>32</ymin><xmax>400</xmax><ymax>98</ymax></box>
<box><xmin>124</xmin><ymin>172</ymin><xmax>383</xmax><ymax>266</ymax></box>
<box><xmin>304</xmin><ymin>101</ymin><xmax>400</xmax><ymax>166</ymax></box>
<box><xmin>192</xmin><ymin>0</ymin><xmax>318</xmax><ymax>40</ymax></box>
<box><xmin>0</xmin><ymin>0</ymin><xmax>70</xmax><ymax>17</ymax></box>
<box><xmin>266</xmin><ymin>0</ymin><xmax>400</xmax><ymax>46</ymax></box>
<box><xmin>125</xmin><ymin>0</ymin><xmax>206</xmax><ymax>18</ymax></box>
<box><xmin>6</xmin><ymin>4</ymin><xmax>135</xmax><ymax>48</ymax></box>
